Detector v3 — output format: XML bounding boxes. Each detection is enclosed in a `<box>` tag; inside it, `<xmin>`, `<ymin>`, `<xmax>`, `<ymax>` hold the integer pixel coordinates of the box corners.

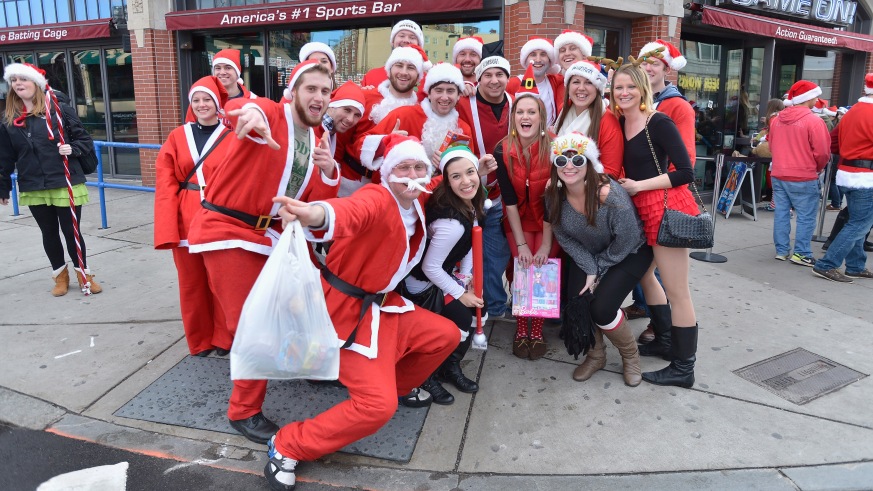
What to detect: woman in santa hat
<box><xmin>0</xmin><ymin>63</ymin><xmax>101</xmax><ymax>296</ymax></box>
<box><xmin>610</xmin><ymin>63</ymin><xmax>698</xmax><ymax>388</ymax></box>
<box><xmin>554</xmin><ymin>60</ymin><xmax>623</xmax><ymax>178</ymax></box>
<box><xmin>544</xmin><ymin>132</ymin><xmax>650</xmax><ymax>386</ymax></box>
<box><xmin>154</xmin><ymin>76</ymin><xmax>233</xmax><ymax>356</ymax></box>
<box><xmin>399</xmin><ymin>145</ymin><xmax>491</xmax><ymax>405</ymax></box>
<box><xmin>495</xmin><ymin>69</ymin><xmax>561</xmax><ymax>360</ymax></box>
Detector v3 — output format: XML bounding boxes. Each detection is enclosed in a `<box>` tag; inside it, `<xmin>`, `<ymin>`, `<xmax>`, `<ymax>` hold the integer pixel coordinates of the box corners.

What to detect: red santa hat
<box><xmin>475</xmin><ymin>56</ymin><xmax>511</xmax><ymax>81</ymax></box>
<box><xmin>865</xmin><ymin>72</ymin><xmax>873</xmax><ymax>95</ymax></box>
<box><xmin>329</xmin><ymin>80</ymin><xmax>366</xmax><ymax>114</ymax></box>
<box><xmin>385</xmin><ymin>44</ymin><xmax>431</xmax><ymax>77</ymax></box>
<box><xmin>638</xmin><ymin>39</ymin><xmax>687</xmax><ymax>71</ymax></box>
<box><xmin>212</xmin><ymin>49</ymin><xmax>244</xmax><ymax>84</ymax></box>
<box><xmin>188</xmin><ymin>75</ymin><xmax>228</xmax><ymax>111</ymax></box>
<box><xmin>3</xmin><ymin>63</ymin><xmax>48</xmax><ymax>90</ymax></box>
<box><xmin>554</xmin><ymin>30</ymin><xmax>594</xmax><ymax>58</ymax></box>
<box><xmin>282</xmin><ymin>60</ymin><xmax>323</xmax><ymax>100</ymax></box>
<box><xmin>812</xmin><ymin>98</ymin><xmax>835</xmax><ymax>116</ymax></box>
<box><xmin>390</xmin><ymin>19</ymin><xmax>424</xmax><ymax>46</ymax></box>
<box><xmin>423</xmin><ymin>62</ymin><xmax>464</xmax><ymax>94</ymax></box>
<box><xmin>563</xmin><ymin>60</ymin><xmax>607</xmax><ymax>93</ymax></box>
<box><xmin>378</xmin><ymin>133</ymin><xmax>432</xmax><ymax>180</ymax></box>
<box><xmin>299</xmin><ymin>42</ymin><xmax>336</xmax><ymax>72</ymax></box>
<box><xmin>551</xmin><ymin>132</ymin><xmax>603</xmax><ymax>173</ymax></box>
<box><xmin>453</xmin><ymin>36</ymin><xmax>484</xmax><ymax>63</ymax></box>
<box><xmin>783</xmin><ymin>80</ymin><xmax>822</xmax><ymax>107</ymax></box>
<box><xmin>520</xmin><ymin>37</ymin><xmax>561</xmax><ymax>74</ymax></box>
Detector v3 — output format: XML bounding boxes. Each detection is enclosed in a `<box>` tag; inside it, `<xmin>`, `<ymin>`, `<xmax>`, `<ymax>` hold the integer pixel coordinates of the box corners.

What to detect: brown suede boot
<box><xmin>75</xmin><ymin>268</ymin><xmax>103</xmax><ymax>294</ymax></box>
<box><xmin>51</xmin><ymin>266</ymin><xmax>69</xmax><ymax>297</ymax></box>
<box><xmin>572</xmin><ymin>329</ymin><xmax>605</xmax><ymax>381</ymax></box>
<box><xmin>603</xmin><ymin>315</ymin><xmax>642</xmax><ymax>387</ymax></box>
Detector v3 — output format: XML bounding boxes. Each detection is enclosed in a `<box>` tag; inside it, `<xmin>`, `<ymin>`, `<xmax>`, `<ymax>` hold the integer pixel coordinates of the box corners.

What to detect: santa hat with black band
<box><xmin>453</xmin><ymin>36</ymin><xmax>484</xmax><ymax>63</ymax></box>
<box><xmin>638</xmin><ymin>39</ymin><xmax>687</xmax><ymax>71</ymax></box>
<box><xmin>299</xmin><ymin>42</ymin><xmax>337</xmax><ymax>72</ymax></box>
<box><xmin>782</xmin><ymin>80</ymin><xmax>822</xmax><ymax>107</ymax></box>
<box><xmin>554</xmin><ymin>30</ymin><xmax>593</xmax><ymax>58</ymax></box>
<box><xmin>212</xmin><ymin>49</ymin><xmax>244</xmax><ymax>85</ymax></box>
<box><xmin>282</xmin><ymin>60</ymin><xmax>323</xmax><ymax>100</ymax></box>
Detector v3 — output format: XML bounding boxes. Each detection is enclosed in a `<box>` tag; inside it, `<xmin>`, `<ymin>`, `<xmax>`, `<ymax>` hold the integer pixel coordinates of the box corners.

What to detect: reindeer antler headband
<box><xmin>587</xmin><ymin>46</ymin><xmax>666</xmax><ymax>69</ymax></box>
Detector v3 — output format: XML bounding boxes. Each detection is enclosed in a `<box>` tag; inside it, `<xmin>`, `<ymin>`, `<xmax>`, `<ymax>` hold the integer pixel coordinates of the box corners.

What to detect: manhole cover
<box><xmin>733</xmin><ymin>348</ymin><xmax>867</xmax><ymax>405</ymax></box>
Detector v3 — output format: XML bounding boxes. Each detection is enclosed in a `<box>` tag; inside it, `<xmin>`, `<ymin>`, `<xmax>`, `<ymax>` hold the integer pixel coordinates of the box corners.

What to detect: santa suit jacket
<box><xmin>832</xmin><ymin>97</ymin><xmax>873</xmax><ymax>189</ymax></box>
<box><xmin>456</xmin><ymin>91</ymin><xmax>511</xmax><ymax>200</ymax></box>
<box><xmin>187</xmin><ymin>97</ymin><xmax>340</xmax><ymax>256</ymax></box>
<box><xmin>654</xmin><ymin>96</ymin><xmax>697</xmax><ymax>166</ymax></box>
<box><xmin>306</xmin><ymin>184</ymin><xmax>427</xmax><ymax>359</ymax></box>
<box><xmin>352</xmin><ymin>103</ymin><xmax>477</xmax><ymax>171</ymax></box>
<box><xmin>154</xmin><ymin>123</ymin><xmax>231</xmax><ymax>249</ymax></box>
<box><xmin>314</xmin><ymin>120</ymin><xmax>373</xmax><ymax>197</ymax></box>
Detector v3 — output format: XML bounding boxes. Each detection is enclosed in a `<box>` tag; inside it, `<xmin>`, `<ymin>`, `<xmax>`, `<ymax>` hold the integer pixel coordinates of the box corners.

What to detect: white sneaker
<box><xmin>265</xmin><ymin>435</ymin><xmax>297</xmax><ymax>490</ymax></box>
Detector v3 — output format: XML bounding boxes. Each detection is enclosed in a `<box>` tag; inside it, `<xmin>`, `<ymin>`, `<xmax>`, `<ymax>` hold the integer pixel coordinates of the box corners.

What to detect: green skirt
<box><xmin>20</xmin><ymin>184</ymin><xmax>90</xmax><ymax>207</ymax></box>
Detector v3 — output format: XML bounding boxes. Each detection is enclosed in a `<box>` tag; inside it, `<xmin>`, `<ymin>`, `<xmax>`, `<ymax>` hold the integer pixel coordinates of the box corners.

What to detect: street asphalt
<box><xmin>1</xmin><ymin>185</ymin><xmax>871</xmax><ymax>490</ymax></box>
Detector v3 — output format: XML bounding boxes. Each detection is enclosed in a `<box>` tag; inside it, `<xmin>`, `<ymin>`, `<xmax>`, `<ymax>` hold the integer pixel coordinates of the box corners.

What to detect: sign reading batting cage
<box><xmin>166</xmin><ymin>0</ymin><xmax>484</xmax><ymax>30</ymax></box>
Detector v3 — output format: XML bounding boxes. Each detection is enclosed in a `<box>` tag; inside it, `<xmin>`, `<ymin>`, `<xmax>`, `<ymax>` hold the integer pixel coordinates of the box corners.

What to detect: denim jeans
<box><xmin>816</xmin><ymin>186</ymin><xmax>873</xmax><ymax>273</ymax></box>
<box><xmin>827</xmin><ymin>161</ymin><xmax>843</xmax><ymax>208</ymax></box>
<box><xmin>482</xmin><ymin>202</ymin><xmax>511</xmax><ymax>316</ymax></box>
<box><xmin>772</xmin><ymin>177</ymin><xmax>820</xmax><ymax>258</ymax></box>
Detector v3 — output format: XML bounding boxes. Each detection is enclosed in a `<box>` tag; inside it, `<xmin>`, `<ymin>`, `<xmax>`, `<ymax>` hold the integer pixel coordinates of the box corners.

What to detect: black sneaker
<box><xmin>399</xmin><ymin>387</ymin><xmax>432</xmax><ymax>408</ymax></box>
<box><xmin>264</xmin><ymin>435</ymin><xmax>297</xmax><ymax>491</ymax></box>
<box><xmin>812</xmin><ymin>268</ymin><xmax>853</xmax><ymax>283</ymax></box>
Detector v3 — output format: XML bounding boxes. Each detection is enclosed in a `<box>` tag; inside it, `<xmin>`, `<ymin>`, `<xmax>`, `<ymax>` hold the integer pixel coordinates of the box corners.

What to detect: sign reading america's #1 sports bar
<box><xmin>165</xmin><ymin>0</ymin><xmax>485</xmax><ymax>30</ymax></box>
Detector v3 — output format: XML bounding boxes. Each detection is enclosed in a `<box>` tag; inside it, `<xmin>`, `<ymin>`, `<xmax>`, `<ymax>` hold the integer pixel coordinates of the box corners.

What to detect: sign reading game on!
<box><xmin>730</xmin><ymin>0</ymin><xmax>857</xmax><ymax>26</ymax></box>
<box><xmin>166</xmin><ymin>0</ymin><xmax>484</xmax><ymax>30</ymax></box>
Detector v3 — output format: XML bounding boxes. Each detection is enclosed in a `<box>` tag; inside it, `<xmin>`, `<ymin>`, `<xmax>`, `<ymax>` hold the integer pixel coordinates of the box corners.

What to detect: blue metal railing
<box><xmin>8</xmin><ymin>140</ymin><xmax>161</xmax><ymax>229</ymax></box>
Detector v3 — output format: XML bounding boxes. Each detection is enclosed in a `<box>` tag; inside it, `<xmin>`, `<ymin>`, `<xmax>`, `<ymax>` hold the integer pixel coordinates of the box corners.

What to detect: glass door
<box><xmin>104</xmin><ymin>48</ymin><xmax>138</xmax><ymax>175</ymax></box>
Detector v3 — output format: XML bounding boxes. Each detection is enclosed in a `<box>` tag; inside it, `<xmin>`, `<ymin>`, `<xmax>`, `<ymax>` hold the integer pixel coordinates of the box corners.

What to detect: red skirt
<box><xmin>632</xmin><ymin>185</ymin><xmax>701</xmax><ymax>246</ymax></box>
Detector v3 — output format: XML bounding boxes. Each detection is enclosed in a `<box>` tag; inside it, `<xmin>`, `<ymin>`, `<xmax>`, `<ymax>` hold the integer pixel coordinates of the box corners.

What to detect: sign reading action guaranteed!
<box><xmin>166</xmin><ymin>0</ymin><xmax>484</xmax><ymax>30</ymax></box>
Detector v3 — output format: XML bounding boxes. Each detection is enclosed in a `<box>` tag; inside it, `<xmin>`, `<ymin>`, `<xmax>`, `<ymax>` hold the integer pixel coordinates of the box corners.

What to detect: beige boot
<box><xmin>75</xmin><ymin>267</ymin><xmax>103</xmax><ymax>294</ymax></box>
<box><xmin>572</xmin><ymin>329</ymin><xmax>605</xmax><ymax>381</ymax></box>
<box><xmin>603</xmin><ymin>313</ymin><xmax>642</xmax><ymax>387</ymax></box>
<box><xmin>51</xmin><ymin>265</ymin><xmax>69</xmax><ymax>297</ymax></box>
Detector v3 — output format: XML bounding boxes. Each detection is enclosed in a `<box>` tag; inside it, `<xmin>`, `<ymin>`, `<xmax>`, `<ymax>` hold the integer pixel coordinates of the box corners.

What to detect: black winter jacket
<box><xmin>0</xmin><ymin>103</ymin><xmax>93</xmax><ymax>199</ymax></box>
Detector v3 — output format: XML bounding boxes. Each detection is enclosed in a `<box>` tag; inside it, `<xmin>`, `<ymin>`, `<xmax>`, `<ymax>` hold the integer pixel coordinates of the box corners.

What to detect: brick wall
<box><xmin>867</xmin><ymin>52</ymin><xmax>873</xmax><ymax>74</ymax></box>
<box><xmin>631</xmin><ymin>16</ymin><xmax>682</xmax><ymax>85</ymax></box>
<box><xmin>504</xmin><ymin>1</ymin><xmax>584</xmax><ymax>71</ymax></box>
<box><xmin>131</xmin><ymin>29</ymin><xmax>181</xmax><ymax>186</ymax></box>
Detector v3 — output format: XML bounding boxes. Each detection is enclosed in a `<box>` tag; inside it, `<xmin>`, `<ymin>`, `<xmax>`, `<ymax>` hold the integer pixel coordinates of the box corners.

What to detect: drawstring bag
<box><xmin>230</xmin><ymin>222</ymin><xmax>340</xmax><ymax>381</ymax></box>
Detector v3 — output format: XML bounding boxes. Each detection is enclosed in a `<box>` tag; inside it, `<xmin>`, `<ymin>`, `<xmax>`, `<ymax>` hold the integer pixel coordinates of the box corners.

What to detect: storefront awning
<box><xmin>0</xmin><ymin>19</ymin><xmax>111</xmax><ymax>46</ymax></box>
<box><xmin>165</xmin><ymin>0</ymin><xmax>484</xmax><ymax>31</ymax></box>
<box><xmin>702</xmin><ymin>5</ymin><xmax>873</xmax><ymax>52</ymax></box>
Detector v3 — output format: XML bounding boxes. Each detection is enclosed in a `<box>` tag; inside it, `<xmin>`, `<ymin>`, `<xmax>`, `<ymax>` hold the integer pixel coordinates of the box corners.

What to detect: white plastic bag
<box><xmin>230</xmin><ymin>221</ymin><xmax>340</xmax><ymax>380</ymax></box>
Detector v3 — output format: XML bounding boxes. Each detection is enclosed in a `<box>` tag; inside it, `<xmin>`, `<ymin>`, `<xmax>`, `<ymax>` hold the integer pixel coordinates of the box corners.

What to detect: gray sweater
<box><xmin>547</xmin><ymin>180</ymin><xmax>646</xmax><ymax>279</ymax></box>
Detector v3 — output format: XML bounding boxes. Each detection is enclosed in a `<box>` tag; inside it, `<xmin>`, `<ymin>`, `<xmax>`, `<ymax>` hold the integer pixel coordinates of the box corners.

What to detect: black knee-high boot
<box><xmin>438</xmin><ymin>332</ymin><xmax>479</xmax><ymax>393</ymax></box>
<box><xmin>823</xmin><ymin>208</ymin><xmax>849</xmax><ymax>250</ymax></box>
<box><xmin>638</xmin><ymin>304</ymin><xmax>672</xmax><ymax>360</ymax></box>
<box><xmin>642</xmin><ymin>325</ymin><xmax>697</xmax><ymax>388</ymax></box>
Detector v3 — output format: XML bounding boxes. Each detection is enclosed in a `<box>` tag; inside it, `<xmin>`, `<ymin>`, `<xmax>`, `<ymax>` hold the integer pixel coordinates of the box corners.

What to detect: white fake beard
<box><xmin>420</xmin><ymin>99</ymin><xmax>459</xmax><ymax>159</ymax></box>
<box><xmin>370</xmin><ymin>80</ymin><xmax>418</xmax><ymax>124</ymax></box>
<box><xmin>387</xmin><ymin>174</ymin><xmax>432</xmax><ymax>194</ymax></box>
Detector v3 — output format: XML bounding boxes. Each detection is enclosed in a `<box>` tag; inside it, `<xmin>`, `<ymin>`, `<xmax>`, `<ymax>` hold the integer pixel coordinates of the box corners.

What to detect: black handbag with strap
<box><xmin>643</xmin><ymin>114</ymin><xmax>714</xmax><ymax>249</ymax></box>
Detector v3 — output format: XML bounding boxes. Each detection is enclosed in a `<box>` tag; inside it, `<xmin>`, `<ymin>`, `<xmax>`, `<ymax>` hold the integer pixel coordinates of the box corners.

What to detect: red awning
<box><xmin>702</xmin><ymin>5</ymin><xmax>873</xmax><ymax>52</ymax></box>
<box><xmin>0</xmin><ymin>19</ymin><xmax>110</xmax><ymax>46</ymax></box>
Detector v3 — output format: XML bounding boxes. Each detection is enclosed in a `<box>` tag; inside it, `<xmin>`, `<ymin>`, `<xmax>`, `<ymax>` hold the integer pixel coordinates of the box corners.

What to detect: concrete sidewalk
<box><xmin>2</xmin><ymin>186</ymin><xmax>872</xmax><ymax>490</ymax></box>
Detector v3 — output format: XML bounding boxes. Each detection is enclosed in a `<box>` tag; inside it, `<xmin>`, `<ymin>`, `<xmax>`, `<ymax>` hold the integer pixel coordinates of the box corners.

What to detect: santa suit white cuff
<box><xmin>303</xmin><ymin>201</ymin><xmax>336</xmax><ymax>241</ymax></box>
<box><xmin>320</xmin><ymin>161</ymin><xmax>341</xmax><ymax>186</ymax></box>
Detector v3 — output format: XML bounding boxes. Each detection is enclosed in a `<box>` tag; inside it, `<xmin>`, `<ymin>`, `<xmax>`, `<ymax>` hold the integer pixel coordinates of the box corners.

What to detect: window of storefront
<box><xmin>189</xmin><ymin>20</ymin><xmax>500</xmax><ymax>102</ymax></box>
<box><xmin>0</xmin><ymin>0</ymin><xmax>124</xmax><ymax>27</ymax></box>
<box><xmin>584</xmin><ymin>15</ymin><xmax>631</xmax><ymax>62</ymax></box>
<box><xmin>802</xmin><ymin>51</ymin><xmax>836</xmax><ymax>101</ymax></box>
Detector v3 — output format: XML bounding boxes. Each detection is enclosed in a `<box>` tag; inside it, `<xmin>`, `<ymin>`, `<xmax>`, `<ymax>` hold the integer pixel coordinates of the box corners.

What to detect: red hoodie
<box><xmin>768</xmin><ymin>105</ymin><xmax>831</xmax><ymax>182</ymax></box>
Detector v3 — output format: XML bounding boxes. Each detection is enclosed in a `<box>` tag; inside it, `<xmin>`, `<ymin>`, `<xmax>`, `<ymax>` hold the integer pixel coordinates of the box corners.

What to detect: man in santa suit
<box><xmin>264</xmin><ymin>134</ymin><xmax>460</xmax><ymax>491</ymax></box>
<box><xmin>154</xmin><ymin>76</ymin><xmax>232</xmax><ymax>356</ymax></box>
<box><xmin>354</xmin><ymin>63</ymin><xmax>477</xmax><ymax>172</ymax></box>
<box><xmin>456</xmin><ymin>55</ymin><xmax>513</xmax><ymax>319</ymax></box>
<box><xmin>554</xmin><ymin>30</ymin><xmax>594</xmax><ymax>73</ymax></box>
<box><xmin>341</xmin><ymin>45</ymin><xmax>429</xmax><ymax>191</ymax></box>
<box><xmin>506</xmin><ymin>37</ymin><xmax>565</xmax><ymax>127</ymax></box>
<box><xmin>312</xmin><ymin>81</ymin><xmax>367</xmax><ymax>197</ymax></box>
<box><xmin>453</xmin><ymin>35</ymin><xmax>483</xmax><ymax>95</ymax></box>
<box><xmin>638</xmin><ymin>39</ymin><xmax>696</xmax><ymax>164</ymax></box>
<box><xmin>360</xmin><ymin>19</ymin><xmax>425</xmax><ymax>87</ymax></box>
<box><xmin>187</xmin><ymin>60</ymin><xmax>340</xmax><ymax>444</ymax></box>
<box><xmin>185</xmin><ymin>48</ymin><xmax>257</xmax><ymax>123</ymax></box>
<box><xmin>812</xmin><ymin>73</ymin><xmax>873</xmax><ymax>283</ymax></box>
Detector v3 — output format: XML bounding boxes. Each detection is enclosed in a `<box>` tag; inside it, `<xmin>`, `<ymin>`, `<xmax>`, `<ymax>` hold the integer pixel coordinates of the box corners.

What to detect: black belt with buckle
<box><xmin>320</xmin><ymin>265</ymin><xmax>385</xmax><ymax>349</ymax></box>
<box><xmin>201</xmin><ymin>200</ymin><xmax>274</xmax><ymax>230</ymax></box>
<box><xmin>844</xmin><ymin>159</ymin><xmax>873</xmax><ymax>170</ymax></box>
<box><xmin>343</xmin><ymin>155</ymin><xmax>375</xmax><ymax>179</ymax></box>
<box><xmin>179</xmin><ymin>182</ymin><xmax>200</xmax><ymax>191</ymax></box>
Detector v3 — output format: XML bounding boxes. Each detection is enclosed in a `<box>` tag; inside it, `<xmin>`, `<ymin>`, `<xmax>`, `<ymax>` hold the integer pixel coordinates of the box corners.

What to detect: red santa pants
<box><xmin>172</xmin><ymin>247</ymin><xmax>229</xmax><ymax>354</ymax></box>
<box><xmin>200</xmin><ymin>247</ymin><xmax>269</xmax><ymax>421</ymax></box>
<box><xmin>274</xmin><ymin>306</ymin><xmax>459</xmax><ymax>462</ymax></box>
